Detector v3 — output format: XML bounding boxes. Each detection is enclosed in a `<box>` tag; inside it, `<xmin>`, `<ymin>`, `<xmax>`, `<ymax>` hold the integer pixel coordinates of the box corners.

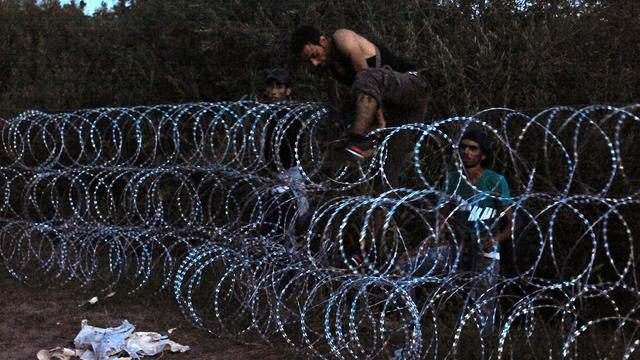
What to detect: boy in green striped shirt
<box><xmin>441</xmin><ymin>129</ymin><xmax>513</xmax><ymax>331</ymax></box>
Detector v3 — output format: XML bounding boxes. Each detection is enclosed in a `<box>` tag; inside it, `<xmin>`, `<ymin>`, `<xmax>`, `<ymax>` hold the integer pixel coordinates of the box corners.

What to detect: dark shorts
<box><xmin>350</xmin><ymin>68</ymin><xmax>430</xmax><ymax>189</ymax></box>
<box><xmin>351</xmin><ymin>67</ymin><xmax>429</xmax><ymax>126</ymax></box>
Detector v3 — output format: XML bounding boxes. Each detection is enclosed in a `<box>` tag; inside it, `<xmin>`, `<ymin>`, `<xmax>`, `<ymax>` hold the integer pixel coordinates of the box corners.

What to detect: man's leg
<box><xmin>352</xmin><ymin>68</ymin><xmax>428</xmax><ymax>126</ymax></box>
<box><xmin>351</xmin><ymin>93</ymin><xmax>379</xmax><ymax>135</ymax></box>
<box><xmin>344</xmin><ymin>68</ymin><xmax>428</xmax><ymax>161</ymax></box>
<box><xmin>342</xmin><ymin>93</ymin><xmax>380</xmax><ymax>160</ymax></box>
<box><xmin>471</xmin><ymin>256</ymin><xmax>500</xmax><ymax>333</ymax></box>
<box><xmin>343</xmin><ymin>69</ymin><xmax>387</xmax><ymax>160</ymax></box>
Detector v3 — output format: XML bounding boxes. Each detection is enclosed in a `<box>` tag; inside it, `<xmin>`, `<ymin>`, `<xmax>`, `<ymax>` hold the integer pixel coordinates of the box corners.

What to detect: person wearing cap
<box><xmin>262</xmin><ymin>68</ymin><xmax>310</xmax><ymax>234</ymax></box>
<box><xmin>262</xmin><ymin>67</ymin><xmax>297</xmax><ymax>171</ymax></box>
<box><xmin>290</xmin><ymin>26</ymin><xmax>428</xmax><ymax>163</ymax></box>
<box><xmin>439</xmin><ymin>129</ymin><xmax>513</xmax><ymax>331</ymax></box>
<box><xmin>264</xmin><ymin>68</ymin><xmax>292</xmax><ymax>102</ymax></box>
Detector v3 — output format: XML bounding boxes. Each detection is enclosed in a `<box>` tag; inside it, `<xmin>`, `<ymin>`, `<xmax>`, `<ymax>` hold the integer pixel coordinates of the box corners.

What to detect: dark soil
<box><xmin>0</xmin><ymin>270</ymin><xmax>295</xmax><ymax>360</ymax></box>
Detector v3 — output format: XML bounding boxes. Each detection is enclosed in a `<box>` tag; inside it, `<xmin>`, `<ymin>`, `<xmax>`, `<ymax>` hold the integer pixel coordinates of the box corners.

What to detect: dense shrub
<box><xmin>0</xmin><ymin>0</ymin><xmax>638</xmax><ymax>117</ymax></box>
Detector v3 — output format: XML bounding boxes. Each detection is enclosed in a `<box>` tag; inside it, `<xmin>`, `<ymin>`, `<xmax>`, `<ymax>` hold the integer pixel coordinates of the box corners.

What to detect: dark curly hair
<box><xmin>290</xmin><ymin>25</ymin><xmax>324</xmax><ymax>55</ymax></box>
<box><xmin>461</xmin><ymin>129</ymin><xmax>494</xmax><ymax>166</ymax></box>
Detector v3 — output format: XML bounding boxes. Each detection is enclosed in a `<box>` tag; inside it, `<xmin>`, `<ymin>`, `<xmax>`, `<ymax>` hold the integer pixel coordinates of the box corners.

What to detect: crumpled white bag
<box><xmin>37</xmin><ymin>319</ymin><xmax>190</xmax><ymax>360</ymax></box>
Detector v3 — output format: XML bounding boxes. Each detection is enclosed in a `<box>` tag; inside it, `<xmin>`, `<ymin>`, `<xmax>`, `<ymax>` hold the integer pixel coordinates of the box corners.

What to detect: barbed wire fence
<box><xmin>1</xmin><ymin>102</ymin><xmax>638</xmax><ymax>358</ymax></box>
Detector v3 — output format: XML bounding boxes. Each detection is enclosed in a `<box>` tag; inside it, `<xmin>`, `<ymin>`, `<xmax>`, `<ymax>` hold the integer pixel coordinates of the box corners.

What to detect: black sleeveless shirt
<box><xmin>329</xmin><ymin>36</ymin><xmax>416</xmax><ymax>86</ymax></box>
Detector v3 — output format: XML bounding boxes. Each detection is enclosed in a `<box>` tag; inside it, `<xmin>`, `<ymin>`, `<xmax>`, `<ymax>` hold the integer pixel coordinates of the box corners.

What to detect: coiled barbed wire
<box><xmin>1</xmin><ymin>102</ymin><xmax>639</xmax><ymax>358</ymax></box>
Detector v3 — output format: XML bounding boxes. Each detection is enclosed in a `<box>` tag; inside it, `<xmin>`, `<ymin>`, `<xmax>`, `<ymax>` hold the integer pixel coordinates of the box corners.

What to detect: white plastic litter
<box><xmin>274</xmin><ymin>166</ymin><xmax>310</xmax><ymax>216</ymax></box>
<box><xmin>37</xmin><ymin>320</ymin><xmax>190</xmax><ymax>360</ymax></box>
<box><xmin>78</xmin><ymin>292</ymin><xmax>115</xmax><ymax>307</ymax></box>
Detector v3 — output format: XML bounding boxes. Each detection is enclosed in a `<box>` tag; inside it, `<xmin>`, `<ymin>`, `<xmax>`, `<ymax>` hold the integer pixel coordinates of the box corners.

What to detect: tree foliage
<box><xmin>0</xmin><ymin>0</ymin><xmax>638</xmax><ymax>116</ymax></box>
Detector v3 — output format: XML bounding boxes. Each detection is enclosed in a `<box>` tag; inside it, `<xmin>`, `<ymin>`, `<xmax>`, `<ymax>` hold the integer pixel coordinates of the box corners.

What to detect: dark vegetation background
<box><xmin>0</xmin><ymin>1</ymin><xmax>639</xmax><ymax>358</ymax></box>
<box><xmin>0</xmin><ymin>0</ymin><xmax>639</xmax><ymax>118</ymax></box>
<box><xmin>0</xmin><ymin>0</ymin><xmax>638</xmax><ymax>311</ymax></box>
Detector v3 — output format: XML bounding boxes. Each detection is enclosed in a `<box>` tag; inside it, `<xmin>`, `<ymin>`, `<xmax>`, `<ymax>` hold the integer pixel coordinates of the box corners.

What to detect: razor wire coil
<box><xmin>1</xmin><ymin>101</ymin><xmax>639</xmax><ymax>359</ymax></box>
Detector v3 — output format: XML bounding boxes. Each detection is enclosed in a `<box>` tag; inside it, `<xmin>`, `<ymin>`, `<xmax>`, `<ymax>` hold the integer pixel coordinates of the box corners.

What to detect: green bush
<box><xmin>0</xmin><ymin>0</ymin><xmax>638</xmax><ymax>117</ymax></box>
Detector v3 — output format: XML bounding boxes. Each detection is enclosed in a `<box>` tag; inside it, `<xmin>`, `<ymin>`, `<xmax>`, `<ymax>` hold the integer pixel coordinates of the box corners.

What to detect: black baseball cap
<box><xmin>265</xmin><ymin>68</ymin><xmax>292</xmax><ymax>86</ymax></box>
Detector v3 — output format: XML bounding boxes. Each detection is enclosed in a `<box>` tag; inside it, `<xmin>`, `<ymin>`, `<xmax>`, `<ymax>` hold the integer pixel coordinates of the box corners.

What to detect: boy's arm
<box><xmin>495</xmin><ymin>207</ymin><xmax>513</xmax><ymax>245</ymax></box>
<box><xmin>481</xmin><ymin>206</ymin><xmax>512</xmax><ymax>252</ymax></box>
<box><xmin>482</xmin><ymin>176</ymin><xmax>514</xmax><ymax>251</ymax></box>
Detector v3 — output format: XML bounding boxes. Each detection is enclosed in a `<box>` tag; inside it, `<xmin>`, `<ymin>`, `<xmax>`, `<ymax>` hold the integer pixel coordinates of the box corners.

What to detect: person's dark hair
<box><xmin>461</xmin><ymin>129</ymin><xmax>493</xmax><ymax>165</ymax></box>
<box><xmin>290</xmin><ymin>26</ymin><xmax>324</xmax><ymax>55</ymax></box>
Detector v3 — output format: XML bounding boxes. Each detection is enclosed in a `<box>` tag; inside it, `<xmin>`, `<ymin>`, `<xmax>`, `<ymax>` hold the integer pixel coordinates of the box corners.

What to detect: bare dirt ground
<box><xmin>0</xmin><ymin>270</ymin><xmax>295</xmax><ymax>360</ymax></box>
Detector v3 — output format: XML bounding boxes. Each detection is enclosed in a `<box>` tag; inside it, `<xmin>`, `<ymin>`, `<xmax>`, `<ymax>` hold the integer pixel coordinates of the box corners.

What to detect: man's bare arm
<box><xmin>322</xmin><ymin>77</ymin><xmax>339</xmax><ymax>103</ymax></box>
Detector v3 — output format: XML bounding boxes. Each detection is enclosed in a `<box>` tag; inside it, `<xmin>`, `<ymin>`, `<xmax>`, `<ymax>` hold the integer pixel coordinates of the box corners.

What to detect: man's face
<box><xmin>265</xmin><ymin>81</ymin><xmax>291</xmax><ymax>101</ymax></box>
<box><xmin>300</xmin><ymin>36</ymin><xmax>330</xmax><ymax>67</ymax></box>
<box><xmin>459</xmin><ymin>139</ymin><xmax>486</xmax><ymax>168</ymax></box>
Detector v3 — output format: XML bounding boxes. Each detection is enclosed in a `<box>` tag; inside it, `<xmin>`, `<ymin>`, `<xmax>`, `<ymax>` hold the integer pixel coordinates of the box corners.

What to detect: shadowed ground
<box><xmin>0</xmin><ymin>270</ymin><xmax>295</xmax><ymax>360</ymax></box>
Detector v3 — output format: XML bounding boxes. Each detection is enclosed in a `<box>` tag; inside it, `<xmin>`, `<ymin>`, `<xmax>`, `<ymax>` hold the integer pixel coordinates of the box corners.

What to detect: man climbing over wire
<box><xmin>290</xmin><ymin>26</ymin><xmax>429</xmax><ymax>163</ymax></box>
<box><xmin>290</xmin><ymin>26</ymin><xmax>430</xmax><ymax>271</ymax></box>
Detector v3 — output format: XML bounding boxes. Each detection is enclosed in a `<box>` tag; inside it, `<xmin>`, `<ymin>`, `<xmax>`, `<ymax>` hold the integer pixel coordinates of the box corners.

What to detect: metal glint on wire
<box><xmin>1</xmin><ymin>102</ymin><xmax>639</xmax><ymax>358</ymax></box>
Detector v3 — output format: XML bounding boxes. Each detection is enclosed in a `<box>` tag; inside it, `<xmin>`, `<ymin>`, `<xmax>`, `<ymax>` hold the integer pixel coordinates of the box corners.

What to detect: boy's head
<box><xmin>460</xmin><ymin>129</ymin><xmax>493</xmax><ymax>168</ymax></box>
<box><xmin>264</xmin><ymin>68</ymin><xmax>292</xmax><ymax>101</ymax></box>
